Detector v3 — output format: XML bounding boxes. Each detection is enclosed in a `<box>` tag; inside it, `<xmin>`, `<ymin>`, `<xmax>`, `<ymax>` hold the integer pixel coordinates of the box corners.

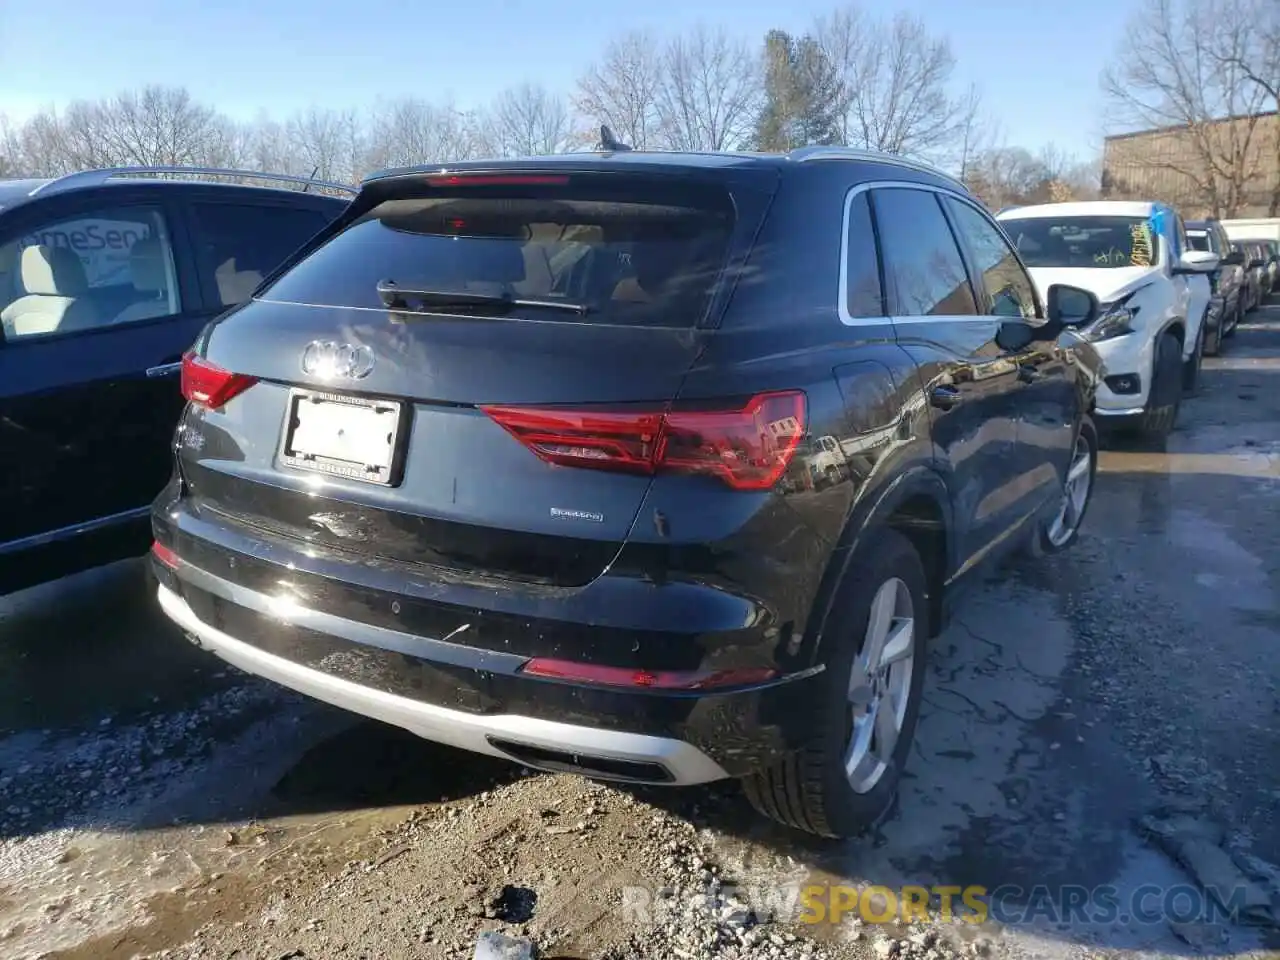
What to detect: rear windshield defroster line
<box><xmin>257</xmin><ymin>178</ymin><xmax>736</xmax><ymax>328</ymax></box>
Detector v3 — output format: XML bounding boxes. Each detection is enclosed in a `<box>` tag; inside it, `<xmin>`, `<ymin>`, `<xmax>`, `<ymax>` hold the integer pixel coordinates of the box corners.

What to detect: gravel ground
<box><xmin>1</xmin><ymin>302</ymin><xmax>1278</xmax><ymax>960</ymax></box>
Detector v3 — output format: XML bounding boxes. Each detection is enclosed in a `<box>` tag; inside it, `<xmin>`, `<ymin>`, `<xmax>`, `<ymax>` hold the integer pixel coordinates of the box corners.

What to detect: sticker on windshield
<box><xmin>18</xmin><ymin>218</ymin><xmax>155</xmax><ymax>287</ymax></box>
<box><xmin>1129</xmin><ymin>223</ymin><xmax>1153</xmax><ymax>267</ymax></box>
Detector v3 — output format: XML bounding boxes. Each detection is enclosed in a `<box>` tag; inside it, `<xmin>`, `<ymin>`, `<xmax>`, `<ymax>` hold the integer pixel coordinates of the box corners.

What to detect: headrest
<box><xmin>130</xmin><ymin>237</ymin><xmax>167</xmax><ymax>293</ymax></box>
<box><xmin>19</xmin><ymin>245</ymin><xmax>87</xmax><ymax>297</ymax></box>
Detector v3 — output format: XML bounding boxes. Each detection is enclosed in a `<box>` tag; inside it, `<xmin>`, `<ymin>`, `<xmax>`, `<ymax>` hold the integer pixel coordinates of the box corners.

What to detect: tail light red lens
<box><xmin>150</xmin><ymin>541</ymin><xmax>179</xmax><ymax>568</ymax></box>
<box><xmin>181</xmin><ymin>351</ymin><xmax>257</xmax><ymax>410</ymax></box>
<box><xmin>481</xmin><ymin>390</ymin><xmax>806</xmax><ymax>491</ymax></box>
<box><xmin>520</xmin><ymin>658</ymin><xmax>778</xmax><ymax>690</ymax></box>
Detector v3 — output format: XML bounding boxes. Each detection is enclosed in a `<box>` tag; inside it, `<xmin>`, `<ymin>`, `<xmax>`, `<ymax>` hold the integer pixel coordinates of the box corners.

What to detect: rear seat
<box><xmin>214</xmin><ymin>257</ymin><xmax>264</xmax><ymax>305</ymax></box>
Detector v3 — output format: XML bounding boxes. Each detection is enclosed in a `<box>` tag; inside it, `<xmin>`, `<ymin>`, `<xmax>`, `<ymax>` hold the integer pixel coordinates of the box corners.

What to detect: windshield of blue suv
<box><xmin>1002</xmin><ymin>216</ymin><xmax>1159</xmax><ymax>269</ymax></box>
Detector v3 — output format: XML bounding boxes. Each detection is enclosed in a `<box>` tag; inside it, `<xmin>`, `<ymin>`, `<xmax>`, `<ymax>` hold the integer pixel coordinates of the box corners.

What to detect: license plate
<box><xmin>279</xmin><ymin>389</ymin><xmax>404</xmax><ymax>485</ymax></box>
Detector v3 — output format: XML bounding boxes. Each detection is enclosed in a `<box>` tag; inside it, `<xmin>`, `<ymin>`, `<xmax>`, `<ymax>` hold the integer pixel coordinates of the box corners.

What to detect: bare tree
<box><xmin>286</xmin><ymin>107</ymin><xmax>363</xmax><ymax>182</ymax></box>
<box><xmin>953</xmin><ymin>83</ymin><xmax>996</xmax><ymax>181</ymax></box>
<box><xmin>574</xmin><ymin>30</ymin><xmax>664</xmax><ymax>149</ymax></box>
<box><xmin>91</xmin><ymin>86</ymin><xmax>233</xmax><ymax>167</ymax></box>
<box><xmin>364</xmin><ymin>97</ymin><xmax>486</xmax><ymax>170</ymax></box>
<box><xmin>657</xmin><ymin>26</ymin><xmax>760</xmax><ymax>151</ymax></box>
<box><xmin>0</xmin><ymin>115</ymin><xmax>15</xmax><ymax>177</ymax></box>
<box><xmin>816</xmin><ymin>7</ymin><xmax>978</xmax><ymax>163</ymax></box>
<box><xmin>1102</xmin><ymin>0</ymin><xmax>1268</xmax><ymax>217</ymax></box>
<box><xmin>481</xmin><ymin>83</ymin><xmax>574</xmax><ymax>157</ymax></box>
<box><xmin>240</xmin><ymin>111</ymin><xmax>294</xmax><ymax>176</ymax></box>
<box><xmin>964</xmin><ymin>146</ymin><xmax>1047</xmax><ymax>210</ymax></box>
<box><xmin>1213</xmin><ymin>0</ymin><xmax>1280</xmax><ymax>213</ymax></box>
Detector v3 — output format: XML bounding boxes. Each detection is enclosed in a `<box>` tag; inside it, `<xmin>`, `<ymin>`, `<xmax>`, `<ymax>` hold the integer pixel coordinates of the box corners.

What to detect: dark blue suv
<box><xmin>150</xmin><ymin>147</ymin><xmax>1103</xmax><ymax>837</ymax></box>
<box><xmin>0</xmin><ymin>167</ymin><xmax>349</xmax><ymax>593</ymax></box>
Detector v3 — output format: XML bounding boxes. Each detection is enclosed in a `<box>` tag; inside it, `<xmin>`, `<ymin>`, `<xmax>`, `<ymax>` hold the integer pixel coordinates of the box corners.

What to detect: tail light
<box><xmin>181</xmin><ymin>351</ymin><xmax>257</xmax><ymax>410</ymax></box>
<box><xmin>150</xmin><ymin>541</ymin><xmax>179</xmax><ymax>568</ymax></box>
<box><xmin>481</xmin><ymin>390</ymin><xmax>806</xmax><ymax>491</ymax></box>
<box><xmin>520</xmin><ymin>658</ymin><xmax>778</xmax><ymax>690</ymax></box>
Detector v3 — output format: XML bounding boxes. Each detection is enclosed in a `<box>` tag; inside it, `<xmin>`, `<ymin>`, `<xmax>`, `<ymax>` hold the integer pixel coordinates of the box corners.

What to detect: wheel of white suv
<box><xmin>742</xmin><ymin>527</ymin><xmax>928</xmax><ymax>838</ymax></box>
<box><xmin>1138</xmin><ymin>332</ymin><xmax>1183</xmax><ymax>444</ymax></box>
<box><xmin>1032</xmin><ymin>419</ymin><xmax>1097</xmax><ymax>554</ymax></box>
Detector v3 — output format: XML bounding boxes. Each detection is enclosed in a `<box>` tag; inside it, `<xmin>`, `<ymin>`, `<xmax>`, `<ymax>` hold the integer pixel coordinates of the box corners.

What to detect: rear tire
<box><xmin>1138</xmin><ymin>332</ymin><xmax>1183</xmax><ymax>444</ymax></box>
<box><xmin>1224</xmin><ymin>302</ymin><xmax>1240</xmax><ymax>337</ymax></box>
<box><xmin>1204</xmin><ymin>314</ymin><xmax>1222</xmax><ymax>357</ymax></box>
<box><xmin>742</xmin><ymin>527</ymin><xmax>928</xmax><ymax>838</ymax></box>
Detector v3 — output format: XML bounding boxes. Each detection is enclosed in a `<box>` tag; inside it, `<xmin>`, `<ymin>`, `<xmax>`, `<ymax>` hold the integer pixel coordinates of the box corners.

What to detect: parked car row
<box><xmin>996</xmin><ymin>202</ymin><xmax>1275</xmax><ymax>444</ymax></box>
<box><xmin>1233</xmin><ymin>237</ymin><xmax>1278</xmax><ymax>313</ymax></box>
<box><xmin>0</xmin><ymin>149</ymin><xmax>1271</xmax><ymax>840</ymax></box>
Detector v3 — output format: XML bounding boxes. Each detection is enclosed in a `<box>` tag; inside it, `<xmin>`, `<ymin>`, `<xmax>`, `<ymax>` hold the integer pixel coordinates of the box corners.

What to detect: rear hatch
<box><xmin>179</xmin><ymin>164</ymin><xmax>778</xmax><ymax>587</ymax></box>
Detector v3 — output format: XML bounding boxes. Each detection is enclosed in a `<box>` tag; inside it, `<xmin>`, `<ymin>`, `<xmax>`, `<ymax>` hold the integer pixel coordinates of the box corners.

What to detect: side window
<box><xmin>190</xmin><ymin>203</ymin><xmax>332</xmax><ymax>308</ymax></box>
<box><xmin>843</xmin><ymin>191</ymin><xmax>884</xmax><ymax>318</ymax></box>
<box><xmin>0</xmin><ymin>204</ymin><xmax>179</xmax><ymax>340</ymax></box>
<box><xmin>944</xmin><ymin>198</ymin><xmax>1039</xmax><ymax>320</ymax></box>
<box><xmin>871</xmin><ymin>188</ymin><xmax>976</xmax><ymax>317</ymax></box>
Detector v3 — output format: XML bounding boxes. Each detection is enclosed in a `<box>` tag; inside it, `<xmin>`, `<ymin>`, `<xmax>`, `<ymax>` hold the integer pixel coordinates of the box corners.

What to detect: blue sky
<box><xmin>0</xmin><ymin>0</ymin><xmax>1130</xmax><ymax>159</ymax></box>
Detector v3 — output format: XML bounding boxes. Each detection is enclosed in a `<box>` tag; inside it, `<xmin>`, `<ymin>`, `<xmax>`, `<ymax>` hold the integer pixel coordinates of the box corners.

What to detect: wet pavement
<box><xmin>1</xmin><ymin>304</ymin><xmax>1278</xmax><ymax>959</ymax></box>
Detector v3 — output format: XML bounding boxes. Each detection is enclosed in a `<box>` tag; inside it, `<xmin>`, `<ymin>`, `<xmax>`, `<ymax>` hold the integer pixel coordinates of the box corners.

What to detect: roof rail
<box><xmin>787</xmin><ymin>146</ymin><xmax>966</xmax><ymax>189</ymax></box>
<box><xmin>28</xmin><ymin>166</ymin><xmax>359</xmax><ymax>198</ymax></box>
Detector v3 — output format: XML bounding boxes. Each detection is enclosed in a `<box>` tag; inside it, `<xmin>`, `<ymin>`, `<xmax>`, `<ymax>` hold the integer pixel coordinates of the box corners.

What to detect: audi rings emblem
<box><xmin>301</xmin><ymin>340</ymin><xmax>376</xmax><ymax>380</ymax></box>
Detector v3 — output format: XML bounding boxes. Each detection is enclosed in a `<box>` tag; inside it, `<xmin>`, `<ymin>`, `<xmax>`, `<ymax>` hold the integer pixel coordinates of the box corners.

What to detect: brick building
<box><xmin>1102</xmin><ymin>111</ymin><xmax>1279</xmax><ymax>218</ymax></box>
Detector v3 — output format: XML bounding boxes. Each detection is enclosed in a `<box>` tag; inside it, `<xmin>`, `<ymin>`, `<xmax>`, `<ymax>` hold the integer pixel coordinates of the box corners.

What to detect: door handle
<box><xmin>930</xmin><ymin>385</ymin><xmax>963</xmax><ymax>410</ymax></box>
<box><xmin>146</xmin><ymin>361</ymin><xmax>183</xmax><ymax>378</ymax></box>
<box><xmin>1017</xmin><ymin>364</ymin><xmax>1041</xmax><ymax>384</ymax></box>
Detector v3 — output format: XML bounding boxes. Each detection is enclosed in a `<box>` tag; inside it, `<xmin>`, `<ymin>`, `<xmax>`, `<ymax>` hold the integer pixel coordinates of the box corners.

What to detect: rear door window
<box><xmin>258</xmin><ymin>179</ymin><xmax>737</xmax><ymax>327</ymax></box>
<box><xmin>1186</xmin><ymin>231</ymin><xmax>1212</xmax><ymax>253</ymax></box>
<box><xmin>871</xmin><ymin>188</ymin><xmax>977</xmax><ymax>317</ymax></box>
<box><xmin>843</xmin><ymin>191</ymin><xmax>884</xmax><ymax>319</ymax></box>
<box><xmin>944</xmin><ymin>197</ymin><xmax>1039</xmax><ymax>319</ymax></box>
<box><xmin>189</xmin><ymin>203</ymin><xmax>334</xmax><ymax>307</ymax></box>
<box><xmin>0</xmin><ymin>204</ymin><xmax>180</xmax><ymax>339</ymax></box>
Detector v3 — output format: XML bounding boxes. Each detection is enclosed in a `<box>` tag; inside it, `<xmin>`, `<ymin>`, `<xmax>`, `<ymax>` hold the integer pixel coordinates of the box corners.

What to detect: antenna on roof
<box><xmin>598</xmin><ymin>125</ymin><xmax>632</xmax><ymax>153</ymax></box>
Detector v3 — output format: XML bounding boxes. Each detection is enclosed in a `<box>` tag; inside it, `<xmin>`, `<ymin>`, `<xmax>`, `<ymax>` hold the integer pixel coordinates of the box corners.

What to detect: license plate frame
<box><xmin>278</xmin><ymin>388</ymin><xmax>408</xmax><ymax>487</ymax></box>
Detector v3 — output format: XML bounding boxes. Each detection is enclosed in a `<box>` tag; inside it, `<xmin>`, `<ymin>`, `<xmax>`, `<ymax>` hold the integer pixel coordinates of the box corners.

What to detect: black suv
<box><xmin>150</xmin><ymin>148</ymin><xmax>1103</xmax><ymax>837</ymax></box>
<box><xmin>1185</xmin><ymin>219</ymin><xmax>1247</xmax><ymax>355</ymax></box>
<box><xmin>0</xmin><ymin>167</ymin><xmax>350</xmax><ymax>594</ymax></box>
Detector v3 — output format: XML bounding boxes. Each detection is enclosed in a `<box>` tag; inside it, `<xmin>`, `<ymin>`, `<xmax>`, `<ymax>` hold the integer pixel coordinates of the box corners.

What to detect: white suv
<box><xmin>998</xmin><ymin>201</ymin><xmax>1217</xmax><ymax>443</ymax></box>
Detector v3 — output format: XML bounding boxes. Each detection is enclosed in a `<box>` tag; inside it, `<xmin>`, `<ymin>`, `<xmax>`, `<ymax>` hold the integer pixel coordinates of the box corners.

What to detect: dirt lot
<box><xmin>2</xmin><ymin>304</ymin><xmax>1279</xmax><ymax>960</ymax></box>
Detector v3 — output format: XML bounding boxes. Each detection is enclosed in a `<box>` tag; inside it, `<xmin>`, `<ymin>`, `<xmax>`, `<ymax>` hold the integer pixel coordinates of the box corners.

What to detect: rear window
<box><xmin>1186</xmin><ymin>231</ymin><xmax>1211</xmax><ymax>252</ymax></box>
<box><xmin>259</xmin><ymin>180</ymin><xmax>736</xmax><ymax>327</ymax></box>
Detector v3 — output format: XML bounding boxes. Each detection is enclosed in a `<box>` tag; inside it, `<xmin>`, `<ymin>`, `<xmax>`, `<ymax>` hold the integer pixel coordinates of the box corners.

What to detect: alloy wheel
<box><xmin>1046</xmin><ymin>433</ymin><xmax>1093</xmax><ymax>547</ymax></box>
<box><xmin>844</xmin><ymin>577</ymin><xmax>915</xmax><ymax>794</ymax></box>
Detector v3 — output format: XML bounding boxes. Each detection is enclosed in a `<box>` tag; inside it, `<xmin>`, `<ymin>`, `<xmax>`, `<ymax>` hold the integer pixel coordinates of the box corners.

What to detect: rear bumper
<box><xmin>149</xmin><ymin>496</ymin><xmax>826</xmax><ymax>782</ymax></box>
<box><xmin>158</xmin><ymin>581</ymin><xmax>731</xmax><ymax>785</ymax></box>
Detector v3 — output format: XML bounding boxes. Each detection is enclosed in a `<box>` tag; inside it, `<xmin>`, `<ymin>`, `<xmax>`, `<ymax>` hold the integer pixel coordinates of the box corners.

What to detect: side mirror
<box><xmin>1250</xmin><ymin>257</ymin><xmax>1266</xmax><ymax>269</ymax></box>
<box><xmin>1046</xmin><ymin>284</ymin><xmax>1099</xmax><ymax>329</ymax></box>
<box><xmin>1173</xmin><ymin>250</ymin><xmax>1219</xmax><ymax>275</ymax></box>
<box><xmin>1222</xmin><ymin>250</ymin><xmax>1245</xmax><ymax>267</ymax></box>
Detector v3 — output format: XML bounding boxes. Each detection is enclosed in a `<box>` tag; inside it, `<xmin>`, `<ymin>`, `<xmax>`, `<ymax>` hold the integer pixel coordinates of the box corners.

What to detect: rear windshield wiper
<box><xmin>377</xmin><ymin>279</ymin><xmax>592</xmax><ymax>316</ymax></box>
